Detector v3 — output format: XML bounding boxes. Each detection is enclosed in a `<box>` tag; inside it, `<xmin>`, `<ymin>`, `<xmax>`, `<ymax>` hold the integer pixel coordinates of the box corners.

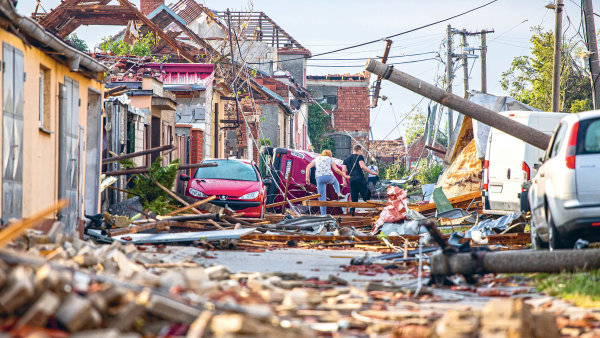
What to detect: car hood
<box><xmin>189</xmin><ymin>178</ymin><xmax>261</xmax><ymax>197</ymax></box>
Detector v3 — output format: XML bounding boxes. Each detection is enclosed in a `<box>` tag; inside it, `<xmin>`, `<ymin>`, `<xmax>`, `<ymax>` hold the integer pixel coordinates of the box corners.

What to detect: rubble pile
<box><xmin>1</xmin><ymin>221</ymin><xmax>573</xmax><ymax>337</ymax></box>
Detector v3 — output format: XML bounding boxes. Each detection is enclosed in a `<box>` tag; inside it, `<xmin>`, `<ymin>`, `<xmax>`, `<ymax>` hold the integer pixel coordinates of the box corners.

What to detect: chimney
<box><xmin>140</xmin><ymin>0</ymin><xmax>164</xmax><ymax>16</ymax></box>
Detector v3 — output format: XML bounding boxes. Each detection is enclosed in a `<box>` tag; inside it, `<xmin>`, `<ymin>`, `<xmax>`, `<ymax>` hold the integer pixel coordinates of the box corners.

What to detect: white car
<box><xmin>528</xmin><ymin>111</ymin><xmax>600</xmax><ymax>250</ymax></box>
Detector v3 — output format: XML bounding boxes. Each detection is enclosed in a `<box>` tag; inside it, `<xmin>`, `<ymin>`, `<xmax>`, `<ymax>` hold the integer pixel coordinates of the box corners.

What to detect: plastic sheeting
<box><xmin>464</xmin><ymin>212</ymin><xmax>522</xmax><ymax>238</ymax></box>
<box><xmin>469</xmin><ymin>91</ymin><xmax>540</xmax><ymax>159</ymax></box>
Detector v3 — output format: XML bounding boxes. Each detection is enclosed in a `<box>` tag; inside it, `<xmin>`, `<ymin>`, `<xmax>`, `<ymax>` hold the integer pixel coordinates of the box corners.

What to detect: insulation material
<box><xmin>436</xmin><ymin>139</ymin><xmax>482</xmax><ymax>199</ymax></box>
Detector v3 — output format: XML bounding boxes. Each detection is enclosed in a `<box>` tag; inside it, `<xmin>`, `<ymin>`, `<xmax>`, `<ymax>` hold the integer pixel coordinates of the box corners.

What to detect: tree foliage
<box><xmin>500</xmin><ymin>26</ymin><xmax>592</xmax><ymax>113</ymax></box>
<box><xmin>381</xmin><ymin>163</ymin><xmax>407</xmax><ymax>180</ymax></box>
<box><xmin>405</xmin><ymin>111</ymin><xmax>426</xmax><ymax>145</ymax></box>
<box><xmin>120</xmin><ymin>157</ymin><xmax>180</xmax><ymax>215</ymax></box>
<box><xmin>66</xmin><ymin>33</ymin><xmax>88</xmax><ymax>52</ymax></box>
<box><xmin>308</xmin><ymin>103</ymin><xmax>335</xmax><ymax>154</ymax></box>
<box><xmin>416</xmin><ymin>162</ymin><xmax>444</xmax><ymax>185</ymax></box>
<box><xmin>100</xmin><ymin>31</ymin><xmax>155</xmax><ymax>57</ymax></box>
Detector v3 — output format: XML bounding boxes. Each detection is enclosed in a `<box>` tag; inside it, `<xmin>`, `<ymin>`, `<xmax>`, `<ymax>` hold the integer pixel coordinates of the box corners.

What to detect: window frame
<box><xmin>38</xmin><ymin>65</ymin><xmax>52</xmax><ymax>133</ymax></box>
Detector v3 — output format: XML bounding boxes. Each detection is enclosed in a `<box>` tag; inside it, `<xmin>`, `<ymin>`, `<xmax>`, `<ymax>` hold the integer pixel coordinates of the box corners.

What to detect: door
<box><xmin>487</xmin><ymin>130</ymin><xmax>525</xmax><ymax>211</ymax></box>
<box><xmin>2</xmin><ymin>43</ymin><xmax>24</xmax><ymax>224</ymax></box>
<box><xmin>85</xmin><ymin>91</ymin><xmax>102</xmax><ymax>215</ymax></box>
<box><xmin>58</xmin><ymin>77</ymin><xmax>80</xmax><ymax>234</ymax></box>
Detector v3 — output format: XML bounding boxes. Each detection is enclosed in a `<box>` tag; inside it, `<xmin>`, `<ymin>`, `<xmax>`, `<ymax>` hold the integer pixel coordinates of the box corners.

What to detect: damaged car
<box><xmin>181</xmin><ymin>159</ymin><xmax>269</xmax><ymax>218</ymax></box>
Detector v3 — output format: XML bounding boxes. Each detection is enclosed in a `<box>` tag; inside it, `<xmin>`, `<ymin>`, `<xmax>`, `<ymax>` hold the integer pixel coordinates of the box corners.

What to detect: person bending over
<box><xmin>305</xmin><ymin>149</ymin><xmax>349</xmax><ymax>215</ymax></box>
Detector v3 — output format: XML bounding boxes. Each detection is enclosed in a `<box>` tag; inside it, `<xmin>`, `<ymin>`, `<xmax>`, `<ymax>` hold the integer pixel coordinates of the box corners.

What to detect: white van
<box><xmin>483</xmin><ymin>111</ymin><xmax>568</xmax><ymax>214</ymax></box>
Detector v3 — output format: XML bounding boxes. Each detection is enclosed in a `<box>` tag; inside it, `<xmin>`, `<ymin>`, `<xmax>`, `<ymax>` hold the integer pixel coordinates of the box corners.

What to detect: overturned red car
<box><xmin>181</xmin><ymin>159</ymin><xmax>268</xmax><ymax>218</ymax></box>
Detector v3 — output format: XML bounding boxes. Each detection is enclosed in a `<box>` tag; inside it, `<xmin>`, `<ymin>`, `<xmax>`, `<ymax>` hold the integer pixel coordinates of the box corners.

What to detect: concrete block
<box><xmin>0</xmin><ymin>266</ymin><xmax>35</xmax><ymax>313</ymax></box>
<box><xmin>56</xmin><ymin>293</ymin><xmax>102</xmax><ymax>332</ymax></box>
<box><xmin>146</xmin><ymin>294</ymin><xmax>201</xmax><ymax>323</ymax></box>
<box><xmin>205</xmin><ymin>265</ymin><xmax>230</xmax><ymax>280</ymax></box>
<box><xmin>16</xmin><ymin>291</ymin><xmax>61</xmax><ymax>328</ymax></box>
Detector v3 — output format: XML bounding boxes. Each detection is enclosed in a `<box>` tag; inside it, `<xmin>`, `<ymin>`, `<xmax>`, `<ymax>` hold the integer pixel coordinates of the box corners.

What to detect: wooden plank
<box><xmin>281</xmin><ymin>174</ymin><xmax>292</xmax><ymax>215</ymax></box>
<box><xmin>0</xmin><ymin>199</ymin><xmax>69</xmax><ymax>248</ymax></box>
<box><xmin>408</xmin><ymin>191</ymin><xmax>482</xmax><ymax>213</ymax></box>
<box><xmin>165</xmin><ymin>196</ymin><xmax>217</xmax><ymax>216</ymax></box>
<box><xmin>265</xmin><ymin>194</ymin><xmax>320</xmax><ymax>209</ymax></box>
<box><xmin>153</xmin><ymin>179</ymin><xmax>203</xmax><ymax>215</ymax></box>
<box><xmin>102</xmin><ymin>144</ymin><xmax>174</xmax><ymax>164</ymax></box>
<box><xmin>303</xmin><ymin>200</ymin><xmax>382</xmax><ymax>208</ymax></box>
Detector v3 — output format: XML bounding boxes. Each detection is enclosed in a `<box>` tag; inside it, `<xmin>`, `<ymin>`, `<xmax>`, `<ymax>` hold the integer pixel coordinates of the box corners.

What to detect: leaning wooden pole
<box><xmin>365</xmin><ymin>59</ymin><xmax>552</xmax><ymax>150</ymax></box>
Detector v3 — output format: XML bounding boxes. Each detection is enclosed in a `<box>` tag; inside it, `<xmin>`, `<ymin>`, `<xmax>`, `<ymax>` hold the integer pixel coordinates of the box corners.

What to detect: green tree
<box><xmin>500</xmin><ymin>26</ymin><xmax>592</xmax><ymax>113</ymax></box>
<box><xmin>66</xmin><ymin>33</ymin><xmax>88</xmax><ymax>52</ymax></box>
<box><xmin>308</xmin><ymin>103</ymin><xmax>335</xmax><ymax>154</ymax></box>
<box><xmin>100</xmin><ymin>31</ymin><xmax>156</xmax><ymax>57</ymax></box>
<box><xmin>404</xmin><ymin>111</ymin><xmax>426</xmax><ymax>145</ymax></box>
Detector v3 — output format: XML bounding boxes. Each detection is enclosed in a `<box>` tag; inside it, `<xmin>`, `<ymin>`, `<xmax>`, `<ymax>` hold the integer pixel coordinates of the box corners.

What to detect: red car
<box><xmin>181</xmin><ymin>159</ymin><xmax>268</xmax><ymax>218</ymax></box>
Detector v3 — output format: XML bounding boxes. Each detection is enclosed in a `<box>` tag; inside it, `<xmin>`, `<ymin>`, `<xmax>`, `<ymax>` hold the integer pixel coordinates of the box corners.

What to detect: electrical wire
<box><xmin>307</xmin><ymin>57</ymin><xmax>438</xmax><ymax>68</ymax></box>
<box><xmin>246</xmin><ymin>0</ymin><xmax>498</xmax><ymax>65</ymax></box>
<box><xmin>308</xmin><ymin>51</ymin><xmax>438</xmax><ymax>61</ymax></box>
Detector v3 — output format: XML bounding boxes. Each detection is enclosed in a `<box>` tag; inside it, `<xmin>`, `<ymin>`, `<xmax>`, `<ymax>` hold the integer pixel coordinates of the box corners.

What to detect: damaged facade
<box><xmin>306</xmin><ymin>72</ymin><xmax>371</xmax><ymax>158</ymax></box>
<box><xmin>0</xmin><ymin>0</ymin><xmax>106</xmax><ymax>233</ymax></box>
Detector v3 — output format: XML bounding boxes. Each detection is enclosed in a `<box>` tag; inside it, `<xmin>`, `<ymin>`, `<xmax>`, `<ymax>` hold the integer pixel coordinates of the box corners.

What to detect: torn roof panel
<box><xmin>215</xmin><ymin>10</ymin><xmax>309</xmax><ymax>54</ymax></box>
<box><xmin>306</xmin><ymin>72</ymin><xmax>370</xmax><ymax>82</ymax></box>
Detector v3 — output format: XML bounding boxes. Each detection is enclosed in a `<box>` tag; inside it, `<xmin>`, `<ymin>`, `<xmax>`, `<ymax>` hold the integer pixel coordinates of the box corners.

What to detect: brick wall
<box><xmin>140</xmin><ymin>0</ymin><xmax>164</xmax><ymax>15</ymax></box>
<box><xmin>190</xmin><ymin>129</ymin><xmax>204</xmax><ymax>163</ymax></box>
<box><xmin>333</xmin><ymin>86</ymin><xmax>370</xmax><ymax>133</ymax></box>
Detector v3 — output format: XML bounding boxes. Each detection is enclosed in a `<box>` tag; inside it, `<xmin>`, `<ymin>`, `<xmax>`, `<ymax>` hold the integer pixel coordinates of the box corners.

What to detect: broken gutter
<box><xmin>0</xmin><ymin>0</ymin><xmax>108</xmax><ymax>74</ymax></box>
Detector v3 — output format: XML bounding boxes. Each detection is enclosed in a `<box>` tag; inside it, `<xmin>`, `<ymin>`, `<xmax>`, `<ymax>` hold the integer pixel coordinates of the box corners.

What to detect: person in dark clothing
<box><xmin>342</xmin><ymin>145</ymin><xmax>378</xmax><ymax>215</ymax></box>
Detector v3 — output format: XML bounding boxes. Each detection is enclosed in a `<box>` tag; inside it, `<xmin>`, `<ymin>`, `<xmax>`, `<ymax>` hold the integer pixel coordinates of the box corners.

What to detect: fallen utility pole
<box><xmin>583</xmin><ymin>0</ymin><xmax>600</xmax><ymax>109</ymax></box>
<box><xmin>103</xmin><ymin>162</ymin><xmax>217</xmax><ymax>176</ymax></box>
<box><xmin>365</xmin><ymin>59</ymin><xmax>552</xmax><ymax>150</ymax></box>
<box><xmin>102</xmin><ymin>144</ymin><xmax>175</xmax><ymax>164</ymax></box>
<box><xmin>431</xmin><ymin>248</ymin><xmax>600</xmax><ymax>275</ymax></box>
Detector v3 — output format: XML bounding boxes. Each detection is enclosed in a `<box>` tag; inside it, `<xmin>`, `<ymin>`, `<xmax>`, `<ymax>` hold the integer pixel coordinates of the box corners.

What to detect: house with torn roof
<box><xmin>105</xmin><ymin>76</ymin><xmax>178</xmax><ymax>168</ymax></box>
<box><xmin>0</xmin><ymin>0</ymin><xmax>106</xmax><ymax>234</ymax></box>
<box><xmin>306</xmin><ymin>73</ymin><xmax>371</xmax><ymax>158</ymax></box>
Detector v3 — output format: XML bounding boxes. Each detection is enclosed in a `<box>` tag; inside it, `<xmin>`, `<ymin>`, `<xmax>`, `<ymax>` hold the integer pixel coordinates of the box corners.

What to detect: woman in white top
<box><xmin>305</xmin><ymin>149</ymin><xmax>349</xmax><ymax>215</ymax></box>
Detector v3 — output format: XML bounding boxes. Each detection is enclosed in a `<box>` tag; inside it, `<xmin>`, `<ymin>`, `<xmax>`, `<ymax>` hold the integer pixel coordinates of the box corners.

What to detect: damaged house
<box><xmin>306</xmin><ymin>72</ymin><xmax>371</xmax><ymax>158</ymax></box>
<box><xmin>0</xmin><ymin>0</ymin><xmax>106</xmax><ymax>233</ymax></box>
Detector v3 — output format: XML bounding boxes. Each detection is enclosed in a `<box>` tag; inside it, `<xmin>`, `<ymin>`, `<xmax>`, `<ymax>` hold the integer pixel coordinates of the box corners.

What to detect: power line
<box><xmin>309</xmin><ymin>51</ymin><xmax>438</xmax><ymax>61</ymax></box>
<box><xmin>307</xmin><ymin>57</ymin><xmax>439</xmax><ymax>68</ymax></box>
<box><xmin>247</xmin><ymin>0</ymin><xmax>498</xmax><ymax>65</ymax></box>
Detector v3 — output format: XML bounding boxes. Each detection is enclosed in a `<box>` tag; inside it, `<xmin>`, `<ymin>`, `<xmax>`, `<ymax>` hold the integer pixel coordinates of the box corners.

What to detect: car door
<box><xmin>531</xmin><ymin>122</ymin><xmax>567</xmax><ymax>235</ymax></box>
<box><xmin>575</xmin><ymin>117</ymin><xmax>600</xmax><ymax>204</ymax></box>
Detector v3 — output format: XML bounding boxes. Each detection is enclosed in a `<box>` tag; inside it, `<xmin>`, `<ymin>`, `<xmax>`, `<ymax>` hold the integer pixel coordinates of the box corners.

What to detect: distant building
<box><xmin>306</xmin><ymin>72</ymin><xmax>371</xmax><ymax>159</ymax></box>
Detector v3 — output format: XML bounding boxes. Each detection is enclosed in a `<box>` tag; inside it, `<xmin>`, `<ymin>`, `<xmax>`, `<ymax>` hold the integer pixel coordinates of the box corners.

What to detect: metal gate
<box><xmin>2</xmin><ymin>43</ymin><xmax>24</xmax><ymax>224</ymax></box>
<box><xmin>58</xmin><ymin>77</ymin><xmax>80</xmax><ymax>234</ymax></box>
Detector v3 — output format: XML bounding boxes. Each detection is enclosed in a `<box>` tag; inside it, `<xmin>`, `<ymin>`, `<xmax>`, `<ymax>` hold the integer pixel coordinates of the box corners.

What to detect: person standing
<box><xmin>367</xmin><ymin>160</ymin><xmax>379</xmax><ymax>187</ymax></box>
<box><xmin>305</xmin><ymin>149</ymin><xmax>349</xmax><ymax>215</ymax></box>
<box><xmin>343</xmin><ymin>145</ymin><xmax>378</xmax><ymax>215</ymax></box>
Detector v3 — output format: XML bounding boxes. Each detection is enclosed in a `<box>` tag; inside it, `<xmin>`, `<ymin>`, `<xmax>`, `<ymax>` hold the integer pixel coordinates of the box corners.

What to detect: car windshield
<box><xmin>194</xmin><ymin>160</ymin><xmax>258</xmax><ymax>181</ymax></box>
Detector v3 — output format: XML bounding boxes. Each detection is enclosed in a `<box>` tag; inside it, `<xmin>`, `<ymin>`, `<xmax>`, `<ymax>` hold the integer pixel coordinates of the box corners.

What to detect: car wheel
<box><xmin>529</xmin><ymin>219</ymin><xmax>545</xmax><ymax>250</ymax></box>
<box><xmin>547</xmin><ymin>211</ymin><xmax>564</xmax><ymax>251</ymax></box>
